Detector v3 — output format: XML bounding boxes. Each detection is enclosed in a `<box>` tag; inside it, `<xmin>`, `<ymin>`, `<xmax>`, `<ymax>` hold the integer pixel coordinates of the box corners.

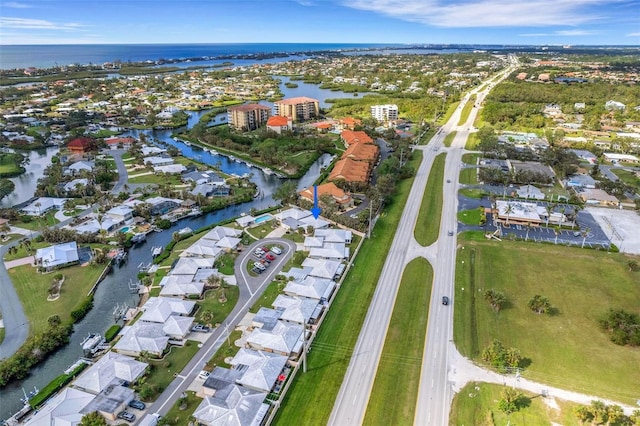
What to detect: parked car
<box><xmin>442</xmin><ymin>296</ymin><xmax>450</xmax><ymax>305</ymax></box>
<box><xmin>128</xmin><ymin>400</ymin><xmax>146</xmax><ymax>410</ymax></box>
<box><xmin>198</xmin><ymin>370</ymin><xmax>211</xmax><ymax>379</ymax></box>
<box><xmin>252</xmin><ymin>267</ymin><xmax>262</xmax><ymax>274</ymax></box>
<box><xmin>448</xmin><ymin>230</ymin><xmax>454</xmax><ymax>236</ymax></box>
<box><xmin>254</xmin><ymin>248</ymin><xmax>264</xmax><ymax>257</ymax></box>
<box><xmin>270</xmin><ymin>246</ymin><xmax>282</xmax><ymax>255</ymax></box>
<box><xmin>265</xmin><ymin>253</ymin><xmax>276</xmax><ymax>261</ymax></box>
<box><xmin>117</xmin><ymin>411</ymin><xmax>136</xmax><ymax>422</ymax></box>
<box><xmin>192</xmin><ymin>323</ymin><xmax>211</xmax><ymax>333</ymax></box>
<box><xmin>254</xmin><ymin>262</ymin><xmax>266</xmax><ymax>271</ymax></box>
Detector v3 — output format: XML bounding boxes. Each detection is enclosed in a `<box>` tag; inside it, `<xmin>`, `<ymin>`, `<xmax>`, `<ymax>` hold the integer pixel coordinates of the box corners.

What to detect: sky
<box><xmin>0</xmin><ymin>0</ymin><xmax>639</xmax><ymax>46</ymax></box>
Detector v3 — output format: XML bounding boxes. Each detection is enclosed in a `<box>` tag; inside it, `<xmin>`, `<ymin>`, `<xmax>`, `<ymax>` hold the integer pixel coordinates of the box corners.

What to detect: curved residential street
<box><xmin>147</xmin><ymin>237</ymin><xmax>297</xmax><ymax>417</ymax></box>
<box><xmin>0</xmin><ymin>243</ymin><xmax>30</xmax><ymax>360</ymax></box>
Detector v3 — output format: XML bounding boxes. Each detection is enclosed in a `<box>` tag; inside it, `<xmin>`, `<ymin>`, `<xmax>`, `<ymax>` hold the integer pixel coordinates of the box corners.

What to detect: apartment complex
<box><xmin>370</xmin><ymin>104</ymin><xmax>398</xmax><ymax>122</ymax></box>
<box><xmin>273</xmin><ymin>96</ymin><xmax>320</xmax><ymax>122</ymax></box>
<box><xmin>227</xmin><ymin>103</ymin><xmax>271</xmax><ymax>131</ymax></box>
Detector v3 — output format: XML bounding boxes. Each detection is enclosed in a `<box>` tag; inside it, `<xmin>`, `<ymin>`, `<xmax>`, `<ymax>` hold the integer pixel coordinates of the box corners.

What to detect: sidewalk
<box><xmin>4</xmin><ymin>256</ymin><xmax>34</xmax><ymax>269</ymax></box>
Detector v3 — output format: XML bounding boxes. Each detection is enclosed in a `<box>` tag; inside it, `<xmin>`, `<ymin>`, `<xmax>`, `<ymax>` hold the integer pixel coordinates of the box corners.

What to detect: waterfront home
<box><xmin>227</xmin><ymin>103</ymin><xmax>271</xmax><ymax>131</ymax></box>
<box><xmin>201</xmin><ymin>225</ymin><xmax>243</xmax><ymax>242</ymax></box>
<box><xmin>106</xmin><ymin>205</ymin><xmax>134</xmax><ymax>224</ymax></box>
<box><xmin>113</xmin><ymin>322</ymin><xmax>170</xmax><ymax>358</ymax></box>
<box><xmin>329</xmin><ymin>158</ymin><xmax>371</xmax><ymax>184</ymax></box>
<box><xmin>63</xmin><ymin>178</ymin><xmax>89</xmax><ymax>193</ymax></box>
<box><xmin>154</xmin><ymin>163</ymin><xmax>187</xmax><ymax>174</ymax></box>
<box><xmin>144</xmin><ymin>196</ymin><xmax>182</xmax><ymax>215</ymax></box>
<box><xmin>72</xmin><ymin>352</ymin><xmax>147</xmax><ymax>395</ymax></box>
<box><xmin>104</xmin><ymin>136</ymin><xmax>135</xmax><ymax>150</ymax></box>
<box><xmin>24</xmin><ymin>387</ymin><xmax>94</xmax><ymax>426</ymax></box>
<box><xmin>35</xmin><ymin>241</ymin><xmax>79</xmax><ymax>271</ymax></box>
<box><xmin>21</xmin><ymin>197</ymin><xmax>67</xmax><ymax>215</ymax></box>
<box><xmin>143</xmin><ymin>155</ymin><xmax>174</xmax><ymax>167</ymax></box>
<box><xmin>140</xmin><ymin>144</ymin><xmax>166</xmax><ymax>156</ymax></box>
<box><xmin>169</xmin><ymin>257</ymin><xmax>216</xmax><ymax>276</ymax></box>
<box><xmin>159</xmin><ymin>275</ymin><xmax>205</xmax><ymax>298</ymax></box>
<box><xmin>181</xmin><ymin>238</ymin><xmax>224</xmax><ymax>259</ymax></box>
<box><xmin>193</xmin><ymin>384</ymin><xmax>268</xmax><ymax>426</ymax></box>
<box><xmin>182</xmin><ymin>170</ymin><xmax>225</xmax><ymax>184</ymax></box>
<box><xmin>191</xmin><ymin>182</ymin><xmax>231</xmax><ymax>197</ymax></box>
<box><xmin>67</xmin><ymin>137</ymin><xmax>97</xmax><ymax>154</ymax></box>
<box><xmin>140</xmin><ymin>297</ymin><xmax>196</xmax><ymax>322</ymax></box>
<box><xmin>65</xmin><ymin>160</ymin><xmax>95</xmax><ymax>175</ymax></box>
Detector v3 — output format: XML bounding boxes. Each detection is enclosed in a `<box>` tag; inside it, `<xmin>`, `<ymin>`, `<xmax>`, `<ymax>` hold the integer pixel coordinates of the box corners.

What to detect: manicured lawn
<box><xmin>274</xmin><ymin>151</ymin><xmax>424</xmax><ymax>425</ymax></box>
<box><xmin>465</xmin><ymin>132</ymin><xmax>479</xmax><ymax>150</ymax></box>
<box><xmin>246</xmin><ymin>222</ymin><xmax>276</xmax><ymax>239</ymax></box>
<box><xmin>249</xmin><ymin>281</ymin><xmax>284</xmax><ymax>313</ymax></box>
<box><xmin>457</xmin><ymin>95</ymin><xmax>476</xmax><ymax>126</ymax></box>
<box><xmin>414</xmin><ymin>153</ymin><xmax>446</xmax><ymax>246</ymax></box>
<box><xmin>144</xmin><ymin>341</ymin><xmax>200</xmax><ymax>398</ymax></box>
<box><xmin>0</xmin><ymin>327</ymin><xmax>4</xmax><ymax>345</ymax></box>
<box><xmin>127</xmin><ymin>172</ymin><xmax>183</xmax><ymax>186</ymax></box>
<box><xmin>443</xmin><ymin>131</ymin><xmax>457</xmax><ymax>147</ymax></box>
<box><xmin>460</xmin><ymin>188</ymin><xmax>486</xmax><ymax>199</ymax></box>
<box><xmin>194</xmin><ymin>286</ymin><xmax>239</xmax><ymax>326</ymax></box>
<box><xmin>282</xmin><ymin>230</ymin><xmax>305</xmax><ymax>243</ymax></box>
<box><xmin>457</xmin><ymin>208</ymin><xmax>483</xmax><ymax>225</ymax></box>
<box><xmin>450</xmin><ymin>382</ymin><xmax>583</xmax><ymax>426</ymax></box>
<box><xmin>454</xmin><ymin>236</ymin><xmax>640</xmax><ymax>405</ymax></box>
<box><xmin>163</xmin><ymin>391</ymin><xmax>202</xmax><ymax>426</ymax></box>
<box><xmin>8</xmin><ymin>263</ymin><xmax>106</xmax><ymax>334</ymax></box>
<box><xmin>612</xmin><ymin>168</ymin><xmax>640</xmax><ymax>193</ymax></box>
<box><xmin>214</xmin><ymin>253</ymin><xmax>236</xmax><ymax>275</ymax></box>
<box><xmin>460</xmin><ymin>167</ymin><xmax>478</xmax><ymax>185</ymax></box>
<box><xmin>206</xmin><ymin>330</ymin><xmax>243</xmax><ymax>369</ymax></box>
<box><xmin>13</xmin><ymin>213</ymin><xmax>59</xmax><ymax>231</ymax></box>
<box><xmin>462</xmin><ymin>153</ymin><xmax>479</xmax><ymax>165</ymax></box>
<box><xmin>2</xmin><ymin>239</ymin><xmax>49</xmax><ymax>261</ymax></box>
<box><xmin>363</xmin><ymin>258</ymin><xmax>433</xmax><ymax>425</ymax></box>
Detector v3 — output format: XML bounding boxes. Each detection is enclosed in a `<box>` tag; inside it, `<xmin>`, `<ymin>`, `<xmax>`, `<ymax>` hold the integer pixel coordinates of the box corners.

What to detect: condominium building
<box><xmin>370</xmin><ymin>104</ymin><xmax>399</xmax><ymax>122</ymax></box>
<box><xmin>273</xmin><ymin>96</ymin><xmax>320</xmax><ymax>122</ymax></box>
<box><xmin>227</xmin><ymin>103</ymin><xmax>271</xmax><ymax>131</ymax></box>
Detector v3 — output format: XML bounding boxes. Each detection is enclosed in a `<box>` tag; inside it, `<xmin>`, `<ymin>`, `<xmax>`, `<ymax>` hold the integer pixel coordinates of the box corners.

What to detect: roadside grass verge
<box><xmin>465</xmin><ymin>132</ymin><xmax>479</xmax><ymax>150</ymax></box>
<box><xmin>363</xmin><ymin>258</ymin><xmax>433</xmax><ymax>425</ymax></box>
<box><xmin>8</xmin><ymin>263</ymin><xmax>105</xmax><ymax>335</ymax></box>
<box><xmin>144</xmin><ymin>341</ymin><xmax>200</xmax><ymax>399</ymax></box>
<box><xmin>194</xmin><ymin>286</ymin><xmax>239</xmax><ymax>326</ymax></box>
<box><xmin>206</xmin><ymin>330</ymin><xmax>243</xmax><ymax>369</ymax></box>
<box><xmin>611</xmin><ymin>168</ymin><xmax>640</xmax><ymax>193</ymax></box>
<box><xmin>462</xmin><ymin>153</ymin><xmax>479</xmax><ymax>165</ymax></box>
<box><xmin>460</xmin><ymin>167</ymin><xmax>478</xmax><ymax>185</ymax></box>
<box><xmin>443</xmin><ymin>131</ymin><xmax>457</xmax><ymax>147</ymax></box>
<box><xmin>274</xmin><ymin>151</ymin><xmax>424</xmax><ymax>425</ymax></box>
<box><xmin>417</xmin><ymin>128</ymin><xmax>436</xmax><ymax>145</ymax></box>
<box><xmin>163</xmin><ymin>391</ymin><xmax>202</xmax><ymax>426</ymax></box>
<box><xmin>457</xmin><ymin>208</ymin><xmax>483</xmax><ymax>226</ymax></box>
<box><xmin>454</xmin><ymin>235</ymin><xmax>640</xmax><ymax>405</ymax></box>
<box><xmin>414</xmin><ymin>153</ymin><xmax>446</xmax><ymax>246</ymax></box>
<box><xmin>438</xmin><ymin>101</ymin><xmax>460</xmax><ymax>126</ymax></box>
<box><xmin>457</xmin><ymin>94</ymin><xmax>476</xmax><ymax>126</ymax></box>
<box><xmin>450</xmin><ymin>382</ymin><xmax>583</xmax><ymax>425</ymax></box>
<box><xmin>249</xmin><ymin>281</ymin><xmax>284</xmax><ymax>313</ymax></box>
<box><xmin>459</xmin><ymin>188</ymin><xmax>486</xmax><ymax>199</ymax></box>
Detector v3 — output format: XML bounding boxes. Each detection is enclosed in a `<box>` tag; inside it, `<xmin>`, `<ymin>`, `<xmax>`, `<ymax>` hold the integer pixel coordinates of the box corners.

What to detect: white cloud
<box><xmin>294</xmin><ymin>0</ymin><xmax>315</xmax><ymax>5</ymax></box>
<box><xmin>627</xmin><ymin>32</ymin><xmax>640</xmax><ymax>37</ymax></box>
<box><xmin>521</xmin><ymin>29</ymin><xmax>596</xmax><ymax>36</ymax></box>
<box><xmin>344</xmin><ymin>0</ymin><xmax>614</xmax><ymax>28</ymax></box>
<box><xmin>0</xmin><ymin>17</ymin><xmax>85</xmax><ymax>31</ymax></box>
<box><xmin>3</xmin><ymin>2</ymin><xmax>32</xmax><ymax>8</ymax></box>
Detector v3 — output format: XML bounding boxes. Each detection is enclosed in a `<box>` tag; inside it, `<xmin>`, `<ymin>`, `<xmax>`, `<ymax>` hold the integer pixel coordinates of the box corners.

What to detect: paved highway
<box><xmin>329</xmin><ymin>59</ymin><xmax>517</xmax><ymax>426</ymax></box>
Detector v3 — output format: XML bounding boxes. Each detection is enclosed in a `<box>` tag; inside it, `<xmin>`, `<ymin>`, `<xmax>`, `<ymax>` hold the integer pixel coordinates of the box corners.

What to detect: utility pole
<box><xmin>302</xmin><ymin>324</ymin><xmax>307</xmax><ymax>373</ymax></box>
<box><xmin>367</xmin><ymin>200</ymin><xmax>373</xmax><ymax>239</ymax></box>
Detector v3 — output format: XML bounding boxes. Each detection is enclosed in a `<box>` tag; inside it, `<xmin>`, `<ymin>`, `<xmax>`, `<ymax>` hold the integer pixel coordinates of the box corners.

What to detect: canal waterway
<box><xmin>0</xmin><ymin>147</ymin><xmax>59</xmax><ymax>209</ymax></box>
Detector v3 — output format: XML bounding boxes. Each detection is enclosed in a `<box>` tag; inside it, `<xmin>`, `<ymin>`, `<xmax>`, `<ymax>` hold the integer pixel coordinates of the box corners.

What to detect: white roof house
<box><xmin>603</xmin><ymin>153</ymin><xmax>639</xmax><ymax>163</ymax></box>
<box><xmin>162</xmin><ymin>315</ymin><xmax>195</xmax><ymax>338</ymax></box>
<box><xmin>65</xmin><ymin>160</ymin><xmax>94</xmax><ymax>175</ymax></box>
<box><xmin>302</xmin><ymin>257</ymin><xmax>342</xmax><ymax>279</ymax></box>
<box><xmin>153</xmin><ymin>164</ymin><xmax>187</xmax><ymax>174</ymax></box>
<box><xmin>515</xmin><ymin>184</ymin><xmax>545</xmax><ymax>200</ymax></box>
<box><xmin>143</xmin><ymin>156</ymin><xmax>174</xmax><ymax>166</ymax></box>
<box><xmin>283</xmin><ymin>276</ymin><xmax>336</xmax><ymax>302</ymax></box>
<box><xmin>113</xmin><ymin>323</ymin><xmax>170</xmax><ymax>357</ymax></box>
<box><xmin>140</xmin><ymin>297</ymin><xmax>196</xmax><ymax>323</ymax></box>
<box><xmin>274</xmin><ymin>207</ymin><xmax>311</xmax><ymax>222</ymax></box>
<box><xmin>236</xmin><ymin>215</ymin><xmax>256</xmax><ymax>228</ymax></box>
<box><xmin>201</xmin><ymin>226</ymin><xmax>242</xmax><ymax>242</ymax></box>
<box><xmin>193</xmin><ymin>385</ymin><xmax>268</xmax><ymax>426</ymax></box>
<box><xmin>35</xmin><ymin>241</ymin><xmax>79</xmax><ymax>269</ymax></box>
<box><xmin>22</xmin><ymin>197</ymin><xmax>67</xmax><ymax>215</ymax></box>
<box><xmin>181</xmin><ymin>239</ymin><xmax>224</xmax><ymax>258</ymax></box>
<box><xmin>246</xmin><ymin>321</ymin><xmax>304</xmax><ymax>357</ymax></box>
<box><xmin>25</xmin><ymin>387</ymin><xmax>94</xmax><ymax>426</ymax></box>
<box><xmin>73</xmin><ymin>352</ymin><xmax>147</xmax><ymax>394</ymax></box>
<box><xmin>140</xmin><ymin>145</ymin><xmax>166</xmax><ymax>156</ymax></box>
<box><xmin>170</xmin><ymin>257</ymin><xmax>215</xmax><ymax>275</ymax></box>
<box><xmin>304</xmin><ymin>236</ymin><xmax>324</xmax><ymax>249</ymax></box>
<box><xmin>215</xmin><ymin>236</ymin><xmax>241</xmax><ymax>250</ymax></box>
<box><xmin>159</xmin><ymin>275</ymin><xmax>205</xmax><ymax>298</ymax></box>
<box><xmin>272</xmin><ymin>295</ymin><xmax>319</xmax><ymax>325</ymax></box>
<box><xmin>309</xmin><ymin>243</ymin><xmax>349</xmax><ymax>260</ymax></box>
<box><xmin>229</xmin><ymin>348</ymin><xmax>288</xmax><ymax>393</ymax></box>
<box><xmin>314</xmin><ymin>228</ymin><xmax>352</xmax><ymax>244</ymax></box>
<box><xmin>106</xmin><ymin>205</ymin><xmax>134</xmax><ymax>222</ymax></box>
<box><xmin>63</xmin><ymin>178</ymin><xmax>89</xmax><ymax>192</ymax></box>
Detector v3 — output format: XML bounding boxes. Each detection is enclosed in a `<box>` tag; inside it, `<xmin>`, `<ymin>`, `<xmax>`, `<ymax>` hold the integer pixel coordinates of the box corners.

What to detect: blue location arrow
<box><xmin>310</xmin><ymin>185</ymin><xmax>322</xmax><ymax>219</ymax></box>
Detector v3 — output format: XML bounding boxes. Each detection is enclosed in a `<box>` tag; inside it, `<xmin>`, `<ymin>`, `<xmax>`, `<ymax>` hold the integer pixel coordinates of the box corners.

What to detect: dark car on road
<box><xmin>442</xmin><ymin>296</ymin><xmax>450</xmax><ymax>305</ymax></box>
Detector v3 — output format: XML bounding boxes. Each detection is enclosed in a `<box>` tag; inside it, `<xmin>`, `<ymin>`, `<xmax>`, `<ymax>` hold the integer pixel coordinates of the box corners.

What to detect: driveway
<box><xmin>107</xmin><ymin>149</ymin><xmax>129</xmax><ymax>194</ymax></box>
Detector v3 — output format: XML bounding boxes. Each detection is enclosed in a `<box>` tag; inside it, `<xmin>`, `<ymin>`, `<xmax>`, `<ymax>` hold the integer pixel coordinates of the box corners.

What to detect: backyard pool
<box><xmin>255</xmin><ymin>214</ymin><xmax>274</xmax><ymax>224</ymax></box>
<box><xmin>119</xmin><ymin>226</ymin><xmax>133</xmax><ymax>233</ymax></box>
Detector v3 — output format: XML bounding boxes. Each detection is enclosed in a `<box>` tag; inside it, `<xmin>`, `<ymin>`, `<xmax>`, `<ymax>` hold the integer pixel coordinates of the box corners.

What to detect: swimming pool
<box><xmin>254</xmin><ymin>214</ymin><xmax>274</xmax><ymax>224</ymax></box>
<box><xmin>120</xmin><ymin>226</ymin><xmax>133</xmax><ymax>233</ymax></box>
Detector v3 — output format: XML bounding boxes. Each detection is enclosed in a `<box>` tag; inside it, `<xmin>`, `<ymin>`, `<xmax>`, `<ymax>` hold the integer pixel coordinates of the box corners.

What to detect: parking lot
<box><xmin>586</xmin><ymin>207</ymin><xmax>640</xmax><ymax>254</ymax></box>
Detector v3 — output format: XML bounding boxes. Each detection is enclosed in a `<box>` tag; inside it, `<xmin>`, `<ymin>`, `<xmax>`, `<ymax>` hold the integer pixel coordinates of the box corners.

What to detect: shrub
<box><xmin>70</xmin><ymin>296</ymin><xmax>94</xmax><ymax>323</ymax></box>
<box><xmin>104</xmin><ymin>324</ymin><xmax>122</xmax><ymax>342</ymax></box>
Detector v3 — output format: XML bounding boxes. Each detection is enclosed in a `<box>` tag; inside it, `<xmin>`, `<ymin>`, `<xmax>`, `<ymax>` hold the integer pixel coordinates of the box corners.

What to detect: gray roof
<box><xmin>140</xmin><ymin>297</ymin><xmax>196</xmax><ymax>322</ymax></box>
<box><xmin>113</xmin><ymin>322</ymin><xmax>169</xmax><ymax>356</ymax></box>
<box><xmin>230</xmin><ymin>348</ymin><xmax>288</xmax><ymax>393</ymax></box>
<box><xmin>26</xmin><ymin>387</ymin><xmax>94</xmax><ymax>426</ymax></box>
<box><xmin>73</xmin><ymin>352</ymin><xmax>147</xmax><ymax>394</ymax></box>
<box><xmin>272</xmin><ymin>295</ymin><xmax>319</xmax><ymax>325</ymax></box>
<box><xmin>193</xmin><ymin>384</ymin><xmax>268</xmax><ymax>426</ymax></box>
<box><xmin>283</xmin><ymin>276</ymin><xmax>336</xmax><ymax>301</ymax></box>
<box><xmin>80</xmin><ymin>385</ymin><xmax>135</xmax><ymax>415</ymax></box>
<box><xmin>35</xmin><ymin>241</ymin><xmax>79</xmax><ymax>268</ymax></box>
<box><xmin>246</xmin><ymin>321</ymin><xmax>303</xmax><ymax>355</ymax></box>
<box><xmin>252</xmin><ymin>308</ymin><xmax>282</xmax><ymax>331</ymax></box>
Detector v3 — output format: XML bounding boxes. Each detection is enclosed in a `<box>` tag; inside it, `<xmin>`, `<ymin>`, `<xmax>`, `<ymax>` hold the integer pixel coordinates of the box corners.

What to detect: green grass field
<box><xmin>462</xmin><ymin>153</ymin><xmax>479</xmax><ymax>165</ymax></box>
<box><xmin>414</xmin><ymin>153</ymin><xmax>446</xmax><ymax>246</ymax></box>
<box><xmin>145</xmin><ymin>341</ymin><xmax>200</xmax><ymax>399</ymax></box>
<box><xmin>163</xmin><ymin>391</ymin><xmax>202</xmax><ymax>425</ymax></box>
<box><xmin>8</xmin><ymin>263</ymin><xmax>106</xmax><ymax>334</ymax></box>
<box><xmin>465</xmin><ymin>132</ymin><xmax>480</xmax><ymax>150</ymax></box>
<box><xmin>457</xmin><ymin>95</ymin><xmax>476</xmax><ymax>126</ymax></box>
<box><xmin>460</xmin><ymin>167</ymin><xmax>478</xmax><ymax>185</ymax></box>
<box><xmin>206</xmin><ymin>330</ymin><xmax>243</xmax><ymax>369</ymax></box>
<box><xmin>417</xmin><ymin>128</ymin><xmax>436</xmax><ymax>146</ymax></box>
<box><xmin>13</xmin><ymin>213</ymin><xmax>59</xmax><ymax>231</ymax></box>
<box><xmin>363</xmin><ymin>258</ymin><xmax>433</xmax><ymax>425</ymax></box>
<box><xmin>249</xmin><ymin>281</ymin><xmax>283</xmax><ymax>313</ymax></box>
<box><xmin>127</xmin><ymin>172</ymin><xmax>183</xmax><ymax>185</ymax></box>
<box><xmin>443</xmin><ymin>131</ymin><xmax>457</xmax><ymax>147</ymax></box>
<box><xmin>194</xmin><ymin>286</ymin><xmax>239</xmax><ymax>326</ymax></box>
<box><xmin>454</xmin><ymin>236</ymin><xmax>640</xmax><ymax>405</ymax></box>
<box><xmin>457</xmin><ymin>208</ymin><xmax>483</xmax><ymax>225</ymax></box>
<box><xmin>450</xmin><ymin>382</ymin><xmax>583</xmax><ymax>426</ymax></box>
<box><xmin>611</xmin><ymin>168</ymin><xmax>640</xmax><ymax>193</ymax></box>
<box><xmin>460</xmin><ymin>188</ymin><xmax>486</xmax><ymax>199</ymax></box>
<box><xmin>274</xmin><ymin>151</ymin><xmax>424</xmax><ymax>426</ymax></box>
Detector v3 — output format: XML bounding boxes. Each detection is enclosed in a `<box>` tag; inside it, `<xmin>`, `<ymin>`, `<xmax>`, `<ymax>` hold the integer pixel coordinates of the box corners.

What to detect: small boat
<box><xmin>131</xmin><ymin>233</ymin><xmax>146</xmax><ymax>244</ymax></box>
<box><xmin>81</xmin><ymin>333</ymin><xmax>106</xmax><ymax>357</ymax></box>
<box><xmin>184</xmin><ymin>141</ymin><xmax>191</xmax><ymax>146</ymax></box>
<box><xmin>262</xmin><ymin>168</ymin><xmax>274</xmax><ymax>175</ymax></box>
<box><xmin>20</xmin><ymin>386</ymin><xmax>39</xmax><ymax>405</ymax></box>
<box><xmin>151</xmin><ymin>246</ymin><xmax>163</xmax><ymax>258</ymax></box>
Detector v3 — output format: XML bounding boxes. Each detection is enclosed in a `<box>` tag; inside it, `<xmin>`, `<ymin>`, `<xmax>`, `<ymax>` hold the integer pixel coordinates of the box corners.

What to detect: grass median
<box><xmin>457</xmin><ymin>94</ymin><xmax>476</xmax><ymax>126</ymax></box>
<box><xmin>363</xmin><ymin>258</ymin><xmax>433</xmax><ymax>425</ymax></box>
<box><xmin>414</xmin><ymin>153</ymin><xmax>446</xmax><ymax>246</ymax></box>
<box><xmin>274</xmin><ymin>150</ymin><xmax>424</xmax><ymax>426</ymax></box>
<box><xmin>454</xmin><ymin>235</ymin><xmax>640</xmax><ymax>405</ymax></box>
<box><xmin>443</xmin><ymin>131</ymin><xmax>457</xmax><ymax>147</ymax></box>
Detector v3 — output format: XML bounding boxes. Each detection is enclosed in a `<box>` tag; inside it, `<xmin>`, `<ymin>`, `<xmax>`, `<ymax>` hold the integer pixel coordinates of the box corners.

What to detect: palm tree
<box><xmin>581</xmin><ymin>227</ymin><xmax>590</xmax><ymax>249</ymax></box>
<box><xmin>504</xmin><ymin>203</ymin><xmax>514</xmax><ymax>225</ymax></box>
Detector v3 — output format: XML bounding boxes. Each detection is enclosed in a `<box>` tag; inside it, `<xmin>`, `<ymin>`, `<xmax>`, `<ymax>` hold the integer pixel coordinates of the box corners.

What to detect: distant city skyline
<box><xmin>0</xmin><ymin>0</ymin><xmax>639</xmax><ymax>46</ymax></box>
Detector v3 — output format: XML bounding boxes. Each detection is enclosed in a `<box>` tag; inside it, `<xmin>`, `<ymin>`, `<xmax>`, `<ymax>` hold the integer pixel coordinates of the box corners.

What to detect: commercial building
<box><xmin>227</xmin><ymin>103</ymin><xmax>271</xmax><ymax>131</ymax></box>
<box><xmin>273</xmin><ymin>97</ymin><xmax>319</xmax><ymax>122</ymax></box>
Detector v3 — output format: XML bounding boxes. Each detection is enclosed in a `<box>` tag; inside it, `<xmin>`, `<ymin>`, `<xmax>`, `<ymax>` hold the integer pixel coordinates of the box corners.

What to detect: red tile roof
<box><xmin>341</xmin><ymin>130</ymin><xmax>373</xmax><ymax>146</ymax></box>
<box><xmin>299</xmin><ymin>182</ymin><xmax>352</xmax><ymax>205</ymax></box>
<box><xmin>67</xmin><ymin>137</ymin><xmax>96</xmax><ymax>151</ymax></box>
<box><xmin>267</xmin><ymin>116</ymin><xmax>289</xmax><ymax>126</ymax></box>
<box><xmin>329</xmin><ymin>158</ymin><xmax>371</xmax><ymax>183</ymax></box>
<box><xmin>343</xmin><ymin>142</ymin><xmax>379</xmax><ymax>163</ymax></box>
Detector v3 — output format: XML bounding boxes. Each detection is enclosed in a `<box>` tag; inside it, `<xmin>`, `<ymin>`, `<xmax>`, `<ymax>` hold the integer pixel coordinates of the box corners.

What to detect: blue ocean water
<box><xmin>0</xmin><ymin>43</ymin><xmax>396</xmax><ymax>70</ymax></box>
